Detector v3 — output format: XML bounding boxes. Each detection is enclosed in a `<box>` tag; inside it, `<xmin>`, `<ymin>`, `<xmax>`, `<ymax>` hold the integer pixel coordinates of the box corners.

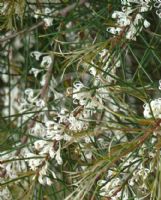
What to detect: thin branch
<box><xmin>15</xmin><ymin>43</ymin><xmax>57</xmax><ymax>155</ymax></box>
<box><xmin>40</xmin><ymin>64</ymin><xmax>53</xmax><ymax>99</ymax></box>
<box><xmin>0</xmin><ymin>21</ymin><xmax>44</xmax><ymax>44</ymax></box>
<box><xmin>0</xmin><ymin>0</ymin><xmax>88</xmax><ymax>43</ymax></box>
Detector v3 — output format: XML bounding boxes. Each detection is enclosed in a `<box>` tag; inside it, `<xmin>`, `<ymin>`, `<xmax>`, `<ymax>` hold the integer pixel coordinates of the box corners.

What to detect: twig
<box><xmin>40</xmin><ymin>65</ymin><xmax>53</xmax><ymax>99</ymax></box>
<box><xmin>0</xmin><ymin>0</ymin><xmax>88</xmax><ymax>43</ymax></box>
<box><xmin>0</xmin><ymin>21</ymin><xmax>44</xmax><ymax>43</ymax></box>
<box><xmin>15</xmin><ymin>42</ymin><xmax>57</xmax><ymax>155</ymax></box>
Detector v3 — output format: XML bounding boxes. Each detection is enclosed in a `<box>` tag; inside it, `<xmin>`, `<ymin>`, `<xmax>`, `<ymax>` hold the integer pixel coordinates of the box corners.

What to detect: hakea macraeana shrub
<box><xmin>0</xmin><ymin>1</ymin><xmax>161</xmax><ymax>199</ymax></box>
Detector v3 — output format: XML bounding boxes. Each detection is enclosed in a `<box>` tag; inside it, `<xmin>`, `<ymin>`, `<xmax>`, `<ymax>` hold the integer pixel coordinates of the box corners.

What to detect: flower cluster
<box><xmin>33</xmin><ymin>8</ymin><xmax>54</xmax><ymax>27</ymax></box>
<box><xmin>107</xmin><ymin>0</ymin><xmax>151</xmax><ymax>40</ymax></box>
<box><xmin>97</xmin><ymin>149</ymin><xmax>153</xmax><ymax>200</ymax></box>
<box><xmin>143</xmin><ymin>80</ymin><xmax>161</xmax><ymax>119</ymax></box>
<box><xmin>154</xmin><ymin>0</ymin><xmax>161</xmax><ymax>18</ymax></box>
<box><xmin>143</xmin><ymin>98</ymin><xmax>161</xmax><ymax>119</ymax></box>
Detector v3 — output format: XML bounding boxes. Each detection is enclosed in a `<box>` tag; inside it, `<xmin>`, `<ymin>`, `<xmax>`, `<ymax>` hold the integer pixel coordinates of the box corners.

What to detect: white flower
<box><xmin>33</xmin><ymin>7</ymin><xmax>53</xmax><ymax>27</ymax></box>
<box><xmin>40</xmin><ymin>74</ymin><xmax>46</xmax><ymax>86</ymax></box>
<box><xmin>41</xmin><ymin>56</ymin><xmax>52</xmax><ymax>69</ymax></box>
<box><xmin>121</xmin><ymin>0</ymin><xmax>151</xmax><ymax>12</ymax></box>
<box><xmin>45</xmin><ymin>120</ymin><xmax>55</xmax><ymax>128</ymax></box>
<box><xmin>37</xmin><ymin>162</ymin><xmax>52</xmax><ymax>185</ymax></box>
<box><xmin>138</xmin><ymin>168</ymin><xmax>150</xmax><ymax>180</ymax></box>
<box><xmin>43</xmin><ymin>17</ymin><xmax>53</xmax><ymax>27</ymax></box>
<box><xmin>128</xmin><ymin>178</ymin><xmax>135</xmax><ymax>186</ymax></box>
<box><xmin>35</xmin><ymin>99</ymin><xmax>45</xmax><ymax>108</ymax></box>
<box><xmin>38</xmin><ymin>176</ymin><xmax>53</xmax><ymax>186</ymax></box>
<box><xmin>0</xmin><ymin>150</ymin><xmax>27</xmax><ymax>181</ymax></box>
<box><xmin>73</xmin><ymin>81</ymin><xmax>85</xmax><ymax>91</ymax></box>
<box><xmin>27</xmin><ymin>152</ymin><xmax>56</xmax><ymax>186</ymax></box>
<box><xmin>83</xmin><ymin>150</ymin><xmax>92</xmax><ymax>160</ymax></box>
<box><xmin>34</xmin><ymin>9</ymin><xmax>41</xmax><ymax>19</ymax></box>
<box><xmin>84</xmin><ymin>136</ymin><xmax>94</xmax><ymax>143</ymax></box>
<box><xmin>68</xmin><ymin>114</ymin><xmax>89</xmax><ymax>132</ymax></box>
<box><xmin>5</xmin><ymin>159</ymin><xmax>27</xmax><ymax>179</ymax></box>
<box><xmin>143</xmin><ymin>19</ymin><xmax>150</xmax><ymax>28</ymax></box>
<box><xmin>29</xmin><ymin>68</ymin><xmax>43</xmax><ymax>78</ymax></box>
<box><xmin>0</xmin><ymin>186</ymin><xmax>12</xmax><ymax>200</ymax></box>
<box><xmin>72</xmin><ymin>81</ymin><xmax>98</xmax><ymax>111</ymax></box>
<box><xmin>55</xmin><ymin>143</ymin><xmax>63</xmax><ymax>165</ymax></box>
<box><xmin>99</xmin><ymin>49</ymin><xmax>109</xmax><ymax>62</ymax></box>
<box><xmin>31</xmin><ymin>160</ymin><xmax>55</xmax><ymax>185</ymax></box>
<box><xmin>154</xmin><ymin>1</ymin><xmax>161</xmax><ymax>18</ymax></box>
<box><xmin>112</xmin><ymin>11</ymin><xmax>131</xmax><ymax>26</ymax></box>
<box><xmin>45</xmin><ymin>121</ymin><xmax>64</xmax><ymax>140</ymax></box>
<box><xmin>26</xmin><ymin>152</ymin><xmax>44</xmax><ymax>171</ymax></box>
<box><xmin>29</xmin><ymin>122</ymin><xmax>46</xmax><ymax>137</ymax></box>
<box><xmin>31</xmin><ymin>51</ymin><xmax>42</xmax><ymax>60</ymax></box>
<box><xmin>89</xmin><ymin>67</ymin><xmax>97</xmax><ymax>76</ymax></box>
<box><xmin>126</xmin><ymin>14</ymin><xmax>150</xmax><ymax>40</ymax></box>
<box><xmin>143</xmin><ymin>98</ymin><xmax>161</xmax><ymax>119</ymax></box>
<box><xmin>24</xmin><ymin>88</ymin><xmax>39</xmax><ymax>103</ymax></box>
<box><xmin>25</xmin><ymin>88</ymin><xmax>34</xmax><ymax>99</ymax></box>
<box><xmin>43</xmin><ymin>8</ymin><xmax>53</xmax><ymax>27</ymax></box>
<box><xmin>72</xmin><ymin>81</ymin><xmax>89</xmax><ymax>105</ymax></box>
<box><xmin>98</xmin><ymin>177</ymin><xmax>122</xmax><ymax>198</ymax></box>
<box><xmin>63</xmin><ymin>133</ymin><xmax>72</xmax><ymax>141</ymax></box>
<box><xmin>107</xmin><ymin>27</ymin><xmax>122</xmax><ymax>35</ymax></box>
<box><xmin>34</xmin><ymin>140</ymin><xmax>54</xmax><ymax>158</ymax></box>
<box><xmin>34</xmin><ymin>139</ymin><xmax>63</xmax><ymax>165</ymax></box>
<box><xmin>97</xmin><ymin>179</ymin><xmax>107</xmax><ymax>186</ymax></box>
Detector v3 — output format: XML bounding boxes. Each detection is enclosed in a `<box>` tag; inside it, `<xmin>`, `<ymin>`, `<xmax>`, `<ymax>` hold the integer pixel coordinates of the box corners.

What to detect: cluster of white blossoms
<box><xmin>154</xmin><ymin>0</ymin><xmax>161</xmax><ymax>18</ymax></box>
<box><xmin>107</xmin><ymin>0</ymin><xmax>151</xmax><ymax>40</ymax></box>
<box><xmin>0</xmin><ymin>45</ymin><xmax>123</xmax><ymax>189</ymax></box>
<box><xmin>0</xmin><ymin>186</ymin><xmax>12</xmax><ymax>200</ymax></box>
<box><xmin>97</xmin><ymin>149</ymin><xmax>153</xmax><ymax>200</ymax></box>
<box><xmin>97</xmin><ymin>168</ymin><xmax>149</xmax><ymax>200</ymax></box>
<box><xmin>0</xmin><ymin>147</ymin><xmax>29</xmax><ymax>199</ymax></box>
<box><xmin>143</xmin><ymin>98</ymin><xmax>161</xmax><ymax>119</ymax></box>
<box><xmin>33</xmin><ymin>7</ymin><xmax>54</xmax><ymax>27</ymax></box>
<box><xmin>143</xmin><ymin>80</ymin><xmax>161</xmax><ymax>119</ymax></box>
